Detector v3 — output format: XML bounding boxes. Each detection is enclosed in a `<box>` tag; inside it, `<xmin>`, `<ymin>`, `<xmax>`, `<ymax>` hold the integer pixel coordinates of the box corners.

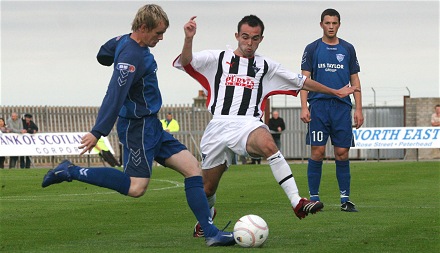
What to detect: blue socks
<box><xmin>336</xmin><ymin>160</ymin><xmax>351</xmax><ymax>204</ymax></box>
<box><xmin>66</xmin><ymin>167</ymin><xmax>219</xmax><ymax>237</ymax></box>
<box><xmin>68</xmin><ymin>165</ymin><xmax>131</xmax><ymax>195</ymax></box>
<box><xmin>307</xmin><ymin>158</ymin><xmax>323</xmax><ymax>201</ymax></box>
<box><xmin>184</xmin><ymin>176</ymin><xmax>218</xmax><ymax>238</ymax></box>
<box><xmin>308</xmin><ymin>159</ymin><xmax>351</xmax><ymax>203</ymax></box>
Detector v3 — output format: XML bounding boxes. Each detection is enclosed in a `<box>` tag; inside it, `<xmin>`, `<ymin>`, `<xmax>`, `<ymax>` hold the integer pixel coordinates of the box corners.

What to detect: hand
<box><xmin>300</xmin><ymin>108</ymin><xmax>311</xmax><ymax>123</ymax></box>
<box><xmin>353</xmin><ymin>109</ymin><xmax>364</xmax><ymax>129</ymax></box>
<box><xmin>335</xmin><ymin>84</ymin><xmax>360</xmax><ymax>98</ymax></box>
<box><xmin>79</xmin><ymin>133</ymin><xmax>98</xmax><ymax>156</ymax></box>
<box><xmin>184</xmin><ymin>16</ymin><xmax>197</xmax><ymax>38</ymax></box>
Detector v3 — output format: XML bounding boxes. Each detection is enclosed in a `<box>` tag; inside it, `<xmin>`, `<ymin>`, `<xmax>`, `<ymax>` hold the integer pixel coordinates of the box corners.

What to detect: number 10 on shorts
<box><xmin>311</xmin><ymin>131</ymin><xmax>324</xmax><ymax>142</ymax></box>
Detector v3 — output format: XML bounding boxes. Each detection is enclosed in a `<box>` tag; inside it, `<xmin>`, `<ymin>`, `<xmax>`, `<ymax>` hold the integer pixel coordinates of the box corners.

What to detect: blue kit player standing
<box><xmin>300</xmin><ymin>9</ymin><xmax>364</xmax><ymax>212</ymax></box>
<box><xmin>41</xmin><ymin>4</ymin><xmax>235</xmax><ymax>247</ymax></box>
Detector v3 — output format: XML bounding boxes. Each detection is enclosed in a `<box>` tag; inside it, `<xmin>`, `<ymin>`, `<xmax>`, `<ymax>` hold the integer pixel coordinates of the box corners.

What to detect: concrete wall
<box><xmin>404</xmin><ymin>97</ymin><xmax>440</xmax><ymax>160</ymax></box>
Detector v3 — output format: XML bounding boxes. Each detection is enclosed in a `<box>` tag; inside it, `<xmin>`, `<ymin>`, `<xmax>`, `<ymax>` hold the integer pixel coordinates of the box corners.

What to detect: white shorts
<box><xmin>200</xmin><ymin>115</ymin><xmax>269</xmax><ymax>170</ymax></box>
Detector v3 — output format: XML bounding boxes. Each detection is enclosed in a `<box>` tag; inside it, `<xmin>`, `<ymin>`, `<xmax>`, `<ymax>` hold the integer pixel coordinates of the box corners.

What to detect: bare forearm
<box><xmin>351</xmin><ymin>73</ymin><xmax>362</xmax><ymax>110</ymax></box>
<box><xmin>353</xmin><ymin>89</ymin><xmax>362</xmax><ymax>111</ymax></box>
<box><xmin>302</xmin><ymin>78</ymin><xmax>336</xmax><ymax>96</ymax></box>
<box><xmin>299</xmin><ymin>90</ymin><xmax>309</xmax><ymax>109</ymax></box>
<box><xmin>180</xmin><ymin>16</ymin><xmax>197</xmax><ymax>66</ymax></box>
<box><xmin>180</xmin><ymin>37</ymin><xmax>193</xmax><ymax>66</ymax></box>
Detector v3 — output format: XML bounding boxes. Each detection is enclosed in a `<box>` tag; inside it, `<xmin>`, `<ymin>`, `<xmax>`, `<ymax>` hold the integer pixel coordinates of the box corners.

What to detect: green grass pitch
<box><xmin>1</xmin><ymin>161</ymin><xmax>439</xmax><ymax>252</ymax></box>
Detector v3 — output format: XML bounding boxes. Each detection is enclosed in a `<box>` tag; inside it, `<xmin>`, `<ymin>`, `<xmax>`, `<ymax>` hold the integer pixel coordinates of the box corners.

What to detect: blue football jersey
<box><xmin>301</xmin><ymin>38</ymin><xmax>360</xmax><ymax>106</ymax></box>
<box><xmin>91</xmin><ymin>34</ymin><xmax>162</xmax><ymax>139</ymax></box>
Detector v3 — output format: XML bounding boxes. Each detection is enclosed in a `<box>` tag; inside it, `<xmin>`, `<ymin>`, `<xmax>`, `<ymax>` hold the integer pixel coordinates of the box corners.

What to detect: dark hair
<box><xmin>435</xmin><ymin>104</ymin><xmax>440</xmax><ymax>108</ymax></box>
<box><xmin>321</xmin><ymin>8</ymin><xmax>340</xmax><ymax>22</ymax></box>
<box><xmin>237</xmin><ymin>15</ymin><xmax>265</xmax><ymax>35</ymax></box>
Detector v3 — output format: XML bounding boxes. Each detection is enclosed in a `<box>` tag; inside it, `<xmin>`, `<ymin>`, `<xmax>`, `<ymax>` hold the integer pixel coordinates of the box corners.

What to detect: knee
<box><xmin>260</xmin><ymin>142</ymin><xmax>279</xmax><ymax>159</ymax></box>
<box><xmin>335</xmin><ymin>154</ymin><xmax>349</xmax><ymax>161</ymax></box>
<box><xmin>334</xmin><ymin>149</ymin><xmax>349</xmax><ymax>160</ymax></box>
<box><xmin>311</xmin><ymin>150</ymin><xmax>325</xmax><ymax>160</ymax></box>
<box><xmin>128</xmin><ymin>185</ymin><xmax>147</xmax><ymax>198</ymax></box>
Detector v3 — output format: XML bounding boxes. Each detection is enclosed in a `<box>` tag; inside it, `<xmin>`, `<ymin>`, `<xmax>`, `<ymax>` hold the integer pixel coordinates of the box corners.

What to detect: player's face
<box><xmin>235</xmin><ymin>24</ymin><xmax>263</xmax><ymax>58</ymax></box>
<box><xmin>320</xmin><ymin>15</ymin><xmax>340</xmax><ymax>39</ymax></box>
<box><xmin>141</xmin><ymin>22</ymin><xmax>168</xmax><ymax>47</ymax></box>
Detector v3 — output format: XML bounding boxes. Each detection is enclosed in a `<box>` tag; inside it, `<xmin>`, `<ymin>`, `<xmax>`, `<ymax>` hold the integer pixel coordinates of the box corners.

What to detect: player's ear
<box><xmin>140</xmin><ymin>24</ymin><xmax>149</xmax><ymax>32</ymax></box>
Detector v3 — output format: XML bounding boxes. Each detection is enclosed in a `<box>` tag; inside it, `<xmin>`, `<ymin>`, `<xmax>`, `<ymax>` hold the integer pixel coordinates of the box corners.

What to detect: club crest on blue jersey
<box><xmin>116</xmin><ymin>63</ymin><xmax>136</xmax><ymax>73</ymax></box>
<box><xmin>336</xmin><ymin>54</ymin><xmax>345</xmax><ymax>63</ymax></box>
<box><xmin>116</xmin><ymin>63</ymin><xmax>135</xmax><ymax>86</ymax></box>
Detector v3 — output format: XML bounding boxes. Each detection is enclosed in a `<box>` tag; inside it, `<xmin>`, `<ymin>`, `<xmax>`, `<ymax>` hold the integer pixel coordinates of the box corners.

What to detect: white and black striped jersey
<box><xmin>173</xmin><ymin>48</ymin><xmax>306</xmax><ymax>118</ymax></box>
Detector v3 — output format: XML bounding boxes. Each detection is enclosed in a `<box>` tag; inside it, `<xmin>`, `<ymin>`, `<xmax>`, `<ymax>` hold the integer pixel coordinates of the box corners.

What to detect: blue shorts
<box><xmin>306</xmin><ymin>99</ymin><xmax>354</xmax><ymax>148</ymax></box>
<box><xmin>117</xmin><ymin>116</ymin><xmax>186</xmax><ymax>178</ymax></box>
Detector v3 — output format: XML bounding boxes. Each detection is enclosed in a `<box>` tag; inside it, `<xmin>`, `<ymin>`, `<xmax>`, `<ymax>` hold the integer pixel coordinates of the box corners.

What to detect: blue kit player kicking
<box><xmin>300</xmin><ymin>9</ymin><xmax>364</xmax><ymax>212</ymax></box>
<box><xmin>41</xmin><ymin>4</ymin><xmax>235</xmax><ymax>247</ymax></box>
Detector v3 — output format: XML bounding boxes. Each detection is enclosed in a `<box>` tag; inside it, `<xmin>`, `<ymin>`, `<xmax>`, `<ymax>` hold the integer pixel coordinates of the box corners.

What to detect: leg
<box><xmin>25</xmin><ymin>156</ymin><xmax>31</xmax><ymax>168</ymax></box>
<box><xmin>188</xmin><ymin>163</ymin><xmax>225</xmax><ymax>238</ymax></box>
<box><xmin>240</xmin><ymin>155</ymin><xmax>247</xmax><ymax>164</ymax></box>
<box><xmin>166</xmin><ymin>151</ymin><xmax>234</xmax><ymax>246</ymax></box>
<box><xmin>308</xmin><ymin>146</ymin><xmax>326</xmax><ymax>201</ymax></box>
<box><xmin>331</xmin><ymin>100</ymin><xmax>357</xmax><ymax>211</ymax></box>
<box><xmin>246</xmin><ymin>127</ymin><xmax>301</xmax><ymax>207</ymax></box>
<box><xmin>247</xmin><ymin>127</ymin><xmax>323</xmax><ymax>219</ymax></box>
<box><xmin>334</xmin><ymin>147</ymin><xmax>357</xmax><ymax>211</ymax></box>
<box><xmin>202</xmin><ymin>164</ymin><xmax>226</xmax><ymax>205</ymax></box>
<box><xmin>20</xmin><ymin>156</ymin><xmax>25</xmax><ymax>168</ymax></box>
<box><xmin>305</xmin><ymin>101</ymin><xmax>330</xmax><ymax>202</ymax></box>
<box><xmin>41</xmin><ymin>160</ymin><xmax>138</xmax><ymax>196</ymax></box>
<box><xmin>0</xmin><ymin>157</ymin><xmax>5</xmax><ymax>168</ymax></box>
<box><xmin>9</xmin><ymin>156</ymin><xmax>17</xmax><ymax>168</ymax></box>
<box><xmin>275</xmin><ymin>138</ymin><xmax>281</xmax><ymax>150</ymax></box>
<box><xmin>247</xmin><ymin>127</ymin><xmax>301</xmax><ymax>204</ymax></box>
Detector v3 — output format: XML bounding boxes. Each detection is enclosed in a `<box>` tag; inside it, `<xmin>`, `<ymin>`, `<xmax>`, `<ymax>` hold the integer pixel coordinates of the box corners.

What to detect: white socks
<box><xmin>267</xmin><ymin>151</ymin><xmax>301</xmax><ymax>207</ymax></box>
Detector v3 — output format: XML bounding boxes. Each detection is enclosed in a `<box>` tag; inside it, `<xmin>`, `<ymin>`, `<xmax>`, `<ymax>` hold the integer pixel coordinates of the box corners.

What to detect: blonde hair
<box><xmin>131</xmin><ymin>4</ymin><xmax>169</xmax><ymax>31</ymax></box>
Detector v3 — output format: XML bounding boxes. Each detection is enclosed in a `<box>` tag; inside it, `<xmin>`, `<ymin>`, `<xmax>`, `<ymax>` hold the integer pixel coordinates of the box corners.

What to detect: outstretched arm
<box><xmin>180</xmin><ymin>16</ymin><xmax>197</xmax><ymax>67</ymax></box>
<box><xmin>302</xmin><ymin>78</ymin><xmax>359</xmax><ymax>99</ymax></box>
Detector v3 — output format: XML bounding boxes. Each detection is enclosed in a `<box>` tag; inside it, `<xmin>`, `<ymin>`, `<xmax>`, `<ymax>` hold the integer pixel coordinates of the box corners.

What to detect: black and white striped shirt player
<box><xmin>175</xmin><ymin>46</ymin><xmax>324</xmax><ymax>219</ymax></box>
<box><xmin>174</xmin><ymin>16</ymin><xmax>341</xmax><ymax>237</ymax></box>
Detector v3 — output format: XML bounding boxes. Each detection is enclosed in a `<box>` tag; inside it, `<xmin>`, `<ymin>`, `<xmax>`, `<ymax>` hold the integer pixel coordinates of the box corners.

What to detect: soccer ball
<box><xmin>233</xmin><ymin>214</ymin><xmax>269</xmax><ymax>247</ymax></box>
